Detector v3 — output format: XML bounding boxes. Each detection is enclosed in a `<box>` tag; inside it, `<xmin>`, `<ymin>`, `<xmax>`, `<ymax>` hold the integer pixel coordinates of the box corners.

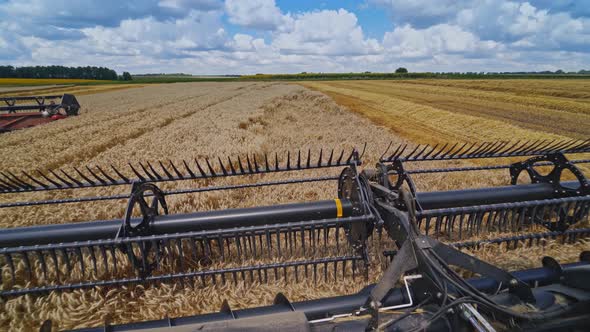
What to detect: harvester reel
<box><xmin>118</xmin><ymin>183</ymin><xmax>169</xmax><ymax>277</ymax></box>
<box><xmin>510</xmin><ymin>153</ymin><xmax>589</xmax><ymax>195</ymax></box>
<box><xmin>338</xmin><ymin>167</ymin><xmax>371</xmax><ymax>250</ymax></box>
<box><xmin>120</xmin><ymin>182</ymin><xmax>169</xmax><ymax>238</ymax></box>
<box><xmin>511</xmin><ymin>153</ymin><xmax>589</xmax><ymax>231</ymax></box>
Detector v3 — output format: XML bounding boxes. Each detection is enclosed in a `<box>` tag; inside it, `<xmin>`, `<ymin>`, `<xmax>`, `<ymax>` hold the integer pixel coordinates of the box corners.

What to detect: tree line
<box><xmin>0</xmin><ymin>65</ymin><xmax>132</xmax><ymax>80</ymax></box>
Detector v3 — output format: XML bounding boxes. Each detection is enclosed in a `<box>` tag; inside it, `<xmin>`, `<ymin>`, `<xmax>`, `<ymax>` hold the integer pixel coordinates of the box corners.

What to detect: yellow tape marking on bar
<box><xmin>334</xmin><ymin>199</ymin><xmax>343</xmax><ymax>218</ymax></box>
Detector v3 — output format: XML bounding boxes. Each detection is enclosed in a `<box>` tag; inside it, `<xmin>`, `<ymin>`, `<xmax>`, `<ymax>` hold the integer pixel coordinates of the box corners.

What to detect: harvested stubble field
<box><xmin>0</xmin><ymin>80</ymin><xmax>588</xmax><ymax>330</ymax></box>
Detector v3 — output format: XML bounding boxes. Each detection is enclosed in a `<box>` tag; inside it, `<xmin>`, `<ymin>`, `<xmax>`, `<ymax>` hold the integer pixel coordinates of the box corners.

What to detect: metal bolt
<box><xmin>509</xmin><ymin>279</ymin><xmax>518</xmax><ymax>287</ymax></box>
<box><xmin>436</xmin><ymin>292</ymin><xmax>443</xmax><ymax>299</ymax></box>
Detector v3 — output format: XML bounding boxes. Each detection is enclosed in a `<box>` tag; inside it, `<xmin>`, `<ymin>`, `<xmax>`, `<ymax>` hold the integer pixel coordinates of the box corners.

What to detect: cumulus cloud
<box><xmin>272</xmin><ymin>9</ymin><xmax>381</xmax><ymax>56</ymax></box>
<box><xmin>81</xmin><ymin>10</ymin><xmax>229</xmax><ymax>58</ymax></box>
<box><xmin>528</xmin><ymin>0</ymin><xmax>590</xmax><ymax>18</ymax></box>
<box><xmin>456</xmin><ymin>1</ymin><xmax>590</xmax><ymax>51</ymax></box>
<box><xmin>225</xmin><ymin>0</ymin><xmax>292</xmax><ymax>30</ymax></box>
<box><xmin>0</xmin><ymin>0</ymin><xmax>589</xmax><ymax>73</ymax></box>
<box><xmin>383</xmin><ymin>24</ymin><xmax>501</xmax><ymax>59</ymax></box>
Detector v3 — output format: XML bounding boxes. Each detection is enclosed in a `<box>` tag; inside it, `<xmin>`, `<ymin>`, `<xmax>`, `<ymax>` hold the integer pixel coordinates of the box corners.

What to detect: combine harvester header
<box><xmin>0</xmin><ymin>94</ymin><xmax>80</xmax><ymax>132</ymax></box>
<box><xmin>1</xmin><ymin>139</ymin><xmax>589</xmax><ymax>331</ymax></box>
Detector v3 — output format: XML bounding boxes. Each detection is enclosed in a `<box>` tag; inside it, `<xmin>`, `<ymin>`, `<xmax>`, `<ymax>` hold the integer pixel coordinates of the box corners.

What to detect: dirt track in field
<box><xmin>0</xmin><ymin>82</ymin><xmax>588</xmax><ymax>330</ymax></box>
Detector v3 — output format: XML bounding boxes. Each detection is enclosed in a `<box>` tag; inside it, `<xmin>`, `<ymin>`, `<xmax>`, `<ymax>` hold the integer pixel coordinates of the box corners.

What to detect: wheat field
<box><xmin>0</xmin><ymin>81</ymin><xmax>588</xmax><ymax>330</ymax></box>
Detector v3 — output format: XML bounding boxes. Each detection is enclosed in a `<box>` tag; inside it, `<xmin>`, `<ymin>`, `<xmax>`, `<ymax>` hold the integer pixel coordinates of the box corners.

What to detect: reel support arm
<box><xmin>0</xmin><ymin>140</ymin><xmax>588</xmax><ymax>330</ymax></box>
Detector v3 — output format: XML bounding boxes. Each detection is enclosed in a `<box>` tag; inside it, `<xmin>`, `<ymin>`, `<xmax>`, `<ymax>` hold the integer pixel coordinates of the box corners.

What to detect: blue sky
<box><xmin>1</xmin><ymin>0</ymin><xmax>589</xmax><ymax>74</ymax></box>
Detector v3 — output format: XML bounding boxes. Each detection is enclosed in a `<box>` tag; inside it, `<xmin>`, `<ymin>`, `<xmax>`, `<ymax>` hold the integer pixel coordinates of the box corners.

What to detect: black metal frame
<box><xmin>0</xmin><ymin>147</ymin><xmax>377</xmax><ymax>296</ymax></box>
<box><xmin>0</xmin><ymin>147</ymin><xmax>361</xmax><ymax>194</ymax></box>
<box><xmin>0</xmin><ymin>94</ymin><xmax>80</xmax><ymax>115</ymax></box>
<box><xmin>1</xmin><ymin>139</ymin><xmax>590</xmax><ymax>331</ymax></box>
<box><xmin>380</xmin><ymin>139</ymin><xmax>590</xmax><ymax>162</ymax></box>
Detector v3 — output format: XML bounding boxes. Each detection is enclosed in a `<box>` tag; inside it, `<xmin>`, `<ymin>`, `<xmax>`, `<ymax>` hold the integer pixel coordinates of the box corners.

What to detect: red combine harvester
<box><xmin>0</xmin><ymin>94</ymin><xmax>80</xmax><ymax>133</ymax></box>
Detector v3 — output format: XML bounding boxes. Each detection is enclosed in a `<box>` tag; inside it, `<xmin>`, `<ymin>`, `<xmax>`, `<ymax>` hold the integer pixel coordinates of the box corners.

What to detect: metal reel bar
<box><xmin>402</xmin><ymin>159</ymin><xmax>590</xmax><ymax>175</ymax></box>
<box><xmin>0</xmin><ymin>175</ymin><xmax>340</xmax><ymax>209</ymax></box>
<box><xmin>380</xmin><ymin>139</ymin><xmax>590</xmax><ymax>162</ymax></box>
<box><xmin>0</xmin><ymin>216</ymin><xmax>371</xmax><ymax>296</ymax></box>
<box><xmin>383</xmin><ymin>227</ymin><xmax>590</xmax><ymax>259</ymax></box>
<box><xmin>417</xmin><ymin>196</ymin><xmax>590</xmax><ymax>239</ymax></box>
<box><xmin>0</xmin><ymin>147</ymin><xmax>361</xmax><ymax>194</ymax></box>
<box><xmin>0</xmin><ymin>95</ymin><xmax>62</xmax><ymax>113</ymax></box>
<box><xmin>1</xmin><ymin>255</ymin><xmax>365</xmax><ymax>297</ymax></box>
<box><xmin>0</xmin><ymin>94</ymin><xmax>79</xmax><ymax>115</ymax></box>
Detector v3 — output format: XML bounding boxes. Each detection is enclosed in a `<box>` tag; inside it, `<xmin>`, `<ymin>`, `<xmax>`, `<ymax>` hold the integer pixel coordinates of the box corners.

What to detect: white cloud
<box><xmin>455</xmin><ymin>1</ymin><xmax>590</xmax><ymax>51</ymax></box>
<box><xmin>81</xmin><ymin>10</ymin><xmax>228</xmax><ymax>58</ymax></box>
<box><xmin>225</xmin><ymin>0</ymin><xmax>292</xmax><ymax>30</ymax></box>
<box><xmin>383</xmin><ymin>24</ymin><xmax>501</xmax><ymax>59</ymax></box>
<box><xmin>272</xmin><ymin>9</ymin><xmax>381</xmax><ymax>56</ymax></box>
<box><xmin>1</xmin><ymin>0</ymin><xmax>590</xmax><ymax>73</ymax></box>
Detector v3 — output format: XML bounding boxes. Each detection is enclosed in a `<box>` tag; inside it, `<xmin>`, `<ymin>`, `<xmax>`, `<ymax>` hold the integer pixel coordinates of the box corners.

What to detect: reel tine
<box><xmin>253</xmin><ymin>154</ymin><xmax>260</xmax><ymax>172</ymax></box>
<box><xmin>404</xmin><ymin>144</ymin><xmax>422</xmax><ymax>160</ymax></box>
<box><xmin>205</xmin><ymin>158</ymin><xmax>217</xmax><ymax>176</ymax></box>
<box><xmin>4</xmin><ymin>253</ymin><xmax>17</xmax><ymax>286</ymax></box>
<box><xmin>7</xmin><ymin>171</ymin><xmax>34</xmax><ymax>190</ymax></box>
<box><xmin>21</xmin><ymin>251</ymin><xmax>32</xmax><ymax>281</ymax></box>
<box><xmin>264</xmin><ymin>153</ymin><xmax>270</xmax><ymax>172</ymax></box>
<box><xmin>96</xmin><ymin>166</ymin><xmax>118</xmax><ymax>184</ymax></box>
<box><xmin>462</xmin><ymin>141</ymin><xmax>484</xmax><ymax>157</ymax></box>
<box><xmin>36</xmin><ymin>250</ymin><xmax>48</xmax><ymax>280</ymax></box>
<box><xmin>430</xmin><ymin>142</ymin><xmax>450</xmax><ymax>159</ymax></box>
<box><xmin>86</xmin><ymin>166</ymin><xmax>108</xmax><ymax>184</ymax></box>
<box><xmin>75</xmin><ymin>247</ymin><xmax>85</xmax><ymax>277</ymax></box>
<box><xmin>98</xmin><ymin>244</ymin><xmax>108</xmax><ymax>276</ymax></box>
<box><xmin>0</xmin><ymin>172</ymin><xmax>26</xmax><ymax>190</ymax></box>
<box><xmin>182</xmin><ymin>160</ymin><xmax>196</xmax><ymax>178</ymax></box>
<box><xmin>237</xmin><ymin>156</ymin><xmax>245</xmax><ymax>174</ymax></box>
<box><xmin>21</xmin><ymin>170</ymin><xmax>49</xmax><ymax>189</ymax></box>
<box><xmin>0</xmin><ymin>177</ymin><xmax>15</xmax><ymax>191</ymax></box>
<box><xmin>380</xmin><ymin>141</ymin><xmax>393</xmax><ymax>161</ymax></box>
<box><xmin>476</xmin><ymin>141</ymin><xmax>498</xmax><ymax>156</ymax></box>
<box><xmin>61</xmin><ymin>169</ymin><xmax>84</xmax><ymax>186</ymax></box>
<box><xmin>128</xmin><ymin>164</ymin><xmax>146</xmax><ymax>182</ymax></box>
<box><xmin>48</xmin><ymin>170</ymin><xmax>73</xmax><ymax>187</ymax></box>
<box><xmin>36</xmin><ymin>170</ymin><xmax>62</xmax><ymax>188</ymax></box>
<box><xmin>158</xmin><ymin>161</ymin><xmax>174</xmax><ymax>179</ymax></box>
<box><xmin>444</xmin><ymin>142</ymin><xmax>466</xmax><ymax>158</ymax></box>
<box><xmin>385</xmin><ymin>143</ymin><xmax>401</xmax><ymax>161</ymax></box>
<box><xmin>195</xmin><ymin>159</ymin><xmax>207</xmax><ymax>177</ymax></box>
<box><xmin>327</xmin><ymin>149</ymin><xmax>334</xmax><ymax>166</ymax></box>
<box><xmin>524</xmin><ymin>139</ymin><xmax>547</xmax><ymax>154</ymax></box>
<box><xmin>88</xmin><ymin>246</ymin><xmax>98</xmax><ymax>276</ymax></box>
<box><xmin>49</xmin><ymin>249</ymin><xmax>60</xmax><ymax>281</ymax></box>
<box><xmin>346</xmin><ymin>148</ymin><xmax>356</xmax><ymax>164</ymax></box>
<box><xmin>336</xmin><ymin>149</ymin><xmax>344</xmax><ymax>165</ymax></box>
<box><xmin>246</xmin><ymin>155</ymin><xmax>253</xmax><ymax>174</ymax></box>
<box><xmin>488</xmin><ymin>141</ymin><xmax>510</xmax><ymax>156</ymax></box>
<box><xmin>421</xmin><ymin>144</ymin><xmax>439</xmax><ymax>159</ymax></box>
<box><xmin>413</xmin><ymin>145</ymin><xmax>431</xmax><ymax>159</ymax></box>
<box><xmin>218</xmin><ymin>157</ymin><xmax>228</xmax><ymax>176</ymax></box>
<box><xmin>168</xmin><ymin>160</ymin><xmax>184</xmax><ymax>179</ymax></box>
<box><xmin>536</xmin><ymin>139</ymin><xmax>559</xmax><ymax>152</ymax></box>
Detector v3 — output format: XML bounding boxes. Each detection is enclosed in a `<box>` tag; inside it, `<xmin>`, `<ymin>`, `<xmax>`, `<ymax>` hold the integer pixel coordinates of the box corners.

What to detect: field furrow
<box><xmin>1</xmin><ymin>81</ymin><xmax>588</xmax><ymax>331</ymax></box>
